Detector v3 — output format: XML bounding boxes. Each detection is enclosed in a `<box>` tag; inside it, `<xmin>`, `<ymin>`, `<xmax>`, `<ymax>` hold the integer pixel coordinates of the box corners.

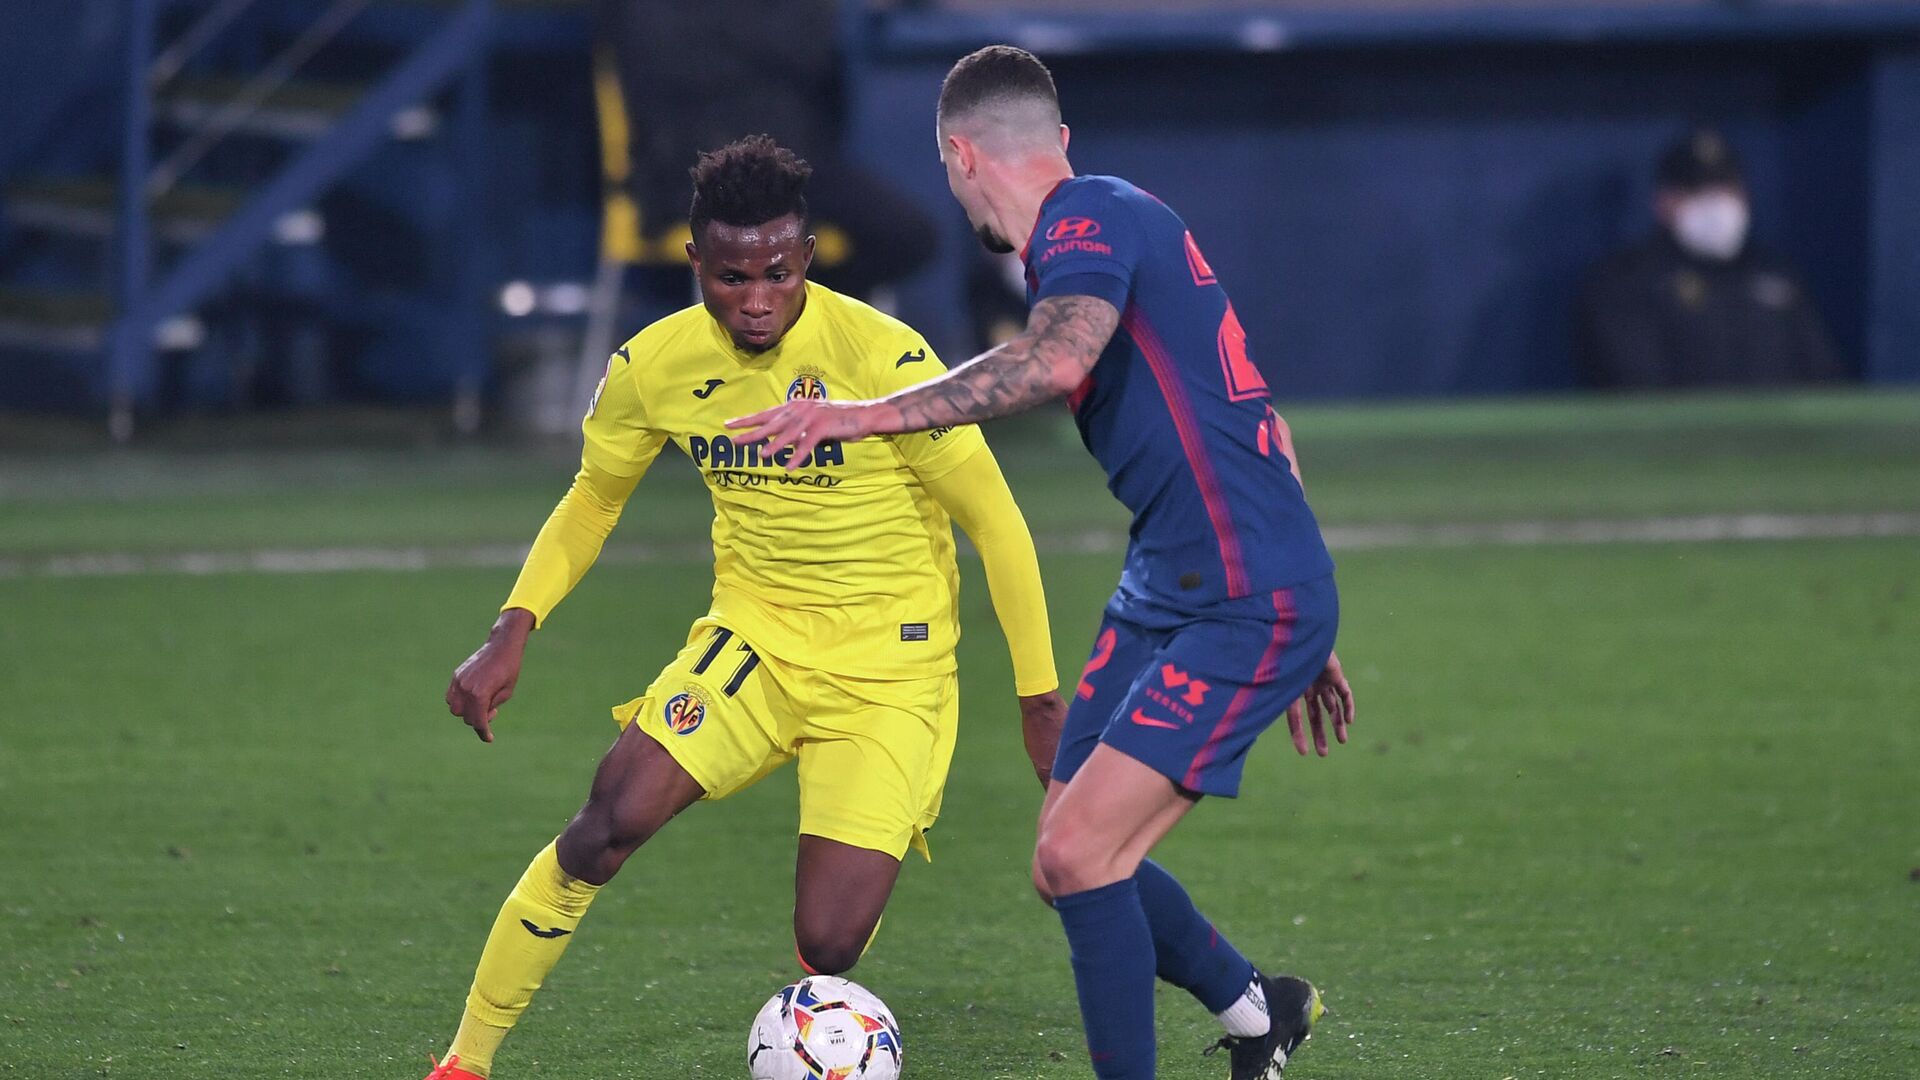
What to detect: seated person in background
<box><xmin>592</xmin><ymin>0</ymin><xmax>936</xmax><ymax>301</ymax></box>
<box><xmin>1577</xmin><ymin>128</ymin><xmax>1844</xmax><ymax>389</ymax></box>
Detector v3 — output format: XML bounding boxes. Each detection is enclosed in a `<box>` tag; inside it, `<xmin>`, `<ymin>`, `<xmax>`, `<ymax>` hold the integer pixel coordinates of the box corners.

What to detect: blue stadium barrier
<box><xmin>848</xmin><ymin>2</ymin><xmax>1920</xmax><ymax>394</ymax></box>
<box><xmin>4</xmin><ymin>0</ymin><xmax>1917</xmax><ymax>422</ymax></box>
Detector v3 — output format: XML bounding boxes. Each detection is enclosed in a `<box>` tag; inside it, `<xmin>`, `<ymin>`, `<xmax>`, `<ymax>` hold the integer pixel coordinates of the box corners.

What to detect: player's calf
<box><xmin>792</xmin><ymin>835</ymin><xmax>900</xmax><ymax>975</ymax></box>
<box><xmin>554</xmin><ymin>726</ymin><xmax>704</xmax><ymax>883</ymax></box>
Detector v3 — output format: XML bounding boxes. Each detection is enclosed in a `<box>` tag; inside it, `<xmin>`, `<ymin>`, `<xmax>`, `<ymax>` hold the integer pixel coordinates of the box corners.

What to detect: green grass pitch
<box><xmin>2</xmin><ymin>391</ymin><xmax>1916</xmax><ymax>1078</ymax></box>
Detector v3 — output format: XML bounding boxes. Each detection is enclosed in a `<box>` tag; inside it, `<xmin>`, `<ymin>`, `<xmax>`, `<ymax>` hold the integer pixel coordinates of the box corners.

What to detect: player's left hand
<box><xmin>1287</xmin><ymin>650</ymin><xmax>1354</xmax><ymax>757</ymax></box>
<box><xmin>726</xmin><ymin>399</ymin><xmax>873</xmax><ymax>470</ymax></box>
<box><xmin>1018</xmin><ymin>690</ymin><xmax>1068</xmax><ymax>788</ymax></box>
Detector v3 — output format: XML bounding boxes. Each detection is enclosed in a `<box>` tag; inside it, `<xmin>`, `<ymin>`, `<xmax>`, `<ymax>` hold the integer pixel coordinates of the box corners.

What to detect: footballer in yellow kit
<box><xmin>585</xmin><ymin>274</ymin><xmax>1001</xmax><ymax>858</ymax></box>
<box><xmin>423</xmin><ymin>136</ymin><xmax>1064</xmax><ymax>1080</ymax></box>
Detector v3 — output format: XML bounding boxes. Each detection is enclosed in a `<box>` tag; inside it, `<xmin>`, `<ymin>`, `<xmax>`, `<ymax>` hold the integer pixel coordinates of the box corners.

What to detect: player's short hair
<box><xmin>688</xmin><ymin>134</ymin><xmax>813</xmax><ymax>241</ymax></box>
<box><xmin>937</xmin><ymin>44</ymin><xmax>1061</xmax><ymax>134</ymax></box>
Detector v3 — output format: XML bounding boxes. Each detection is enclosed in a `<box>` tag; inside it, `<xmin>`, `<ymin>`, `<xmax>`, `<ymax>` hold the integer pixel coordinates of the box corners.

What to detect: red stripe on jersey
<box><xmin>1184</xmin><ymin>231</ymin><xmax>1218</xmax><ymax>286</ymax></box>
<box><xmin>1122</xmin><ymin>305</ymin><xmax>1251</xmax><ymax>598</ymax></box>
<box><xmin>1066</xmin><ymin>373</ymin><xmax>1095</xmax><ymax>414</ymax></box>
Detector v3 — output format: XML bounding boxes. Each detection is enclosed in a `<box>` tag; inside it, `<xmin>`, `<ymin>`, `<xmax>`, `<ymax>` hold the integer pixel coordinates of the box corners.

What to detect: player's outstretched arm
<box><xmin>870</xmin><ymin>294</ymin><xmax>1121</xmax><ymax>432</ymax></box>
<box><xmin>919</xmin><ymin>445</ymin><xmax>1066</xmax><ymax>786</ymax></box>
<box><xmin>443</xmin><ymin>459</ymin><xmax>643</xmax><ymax>742</ymax></box>
<box><xmin>726</xmin><ymin>294</ymin><xmax>1121</xmax><ymax>467</ymax></box>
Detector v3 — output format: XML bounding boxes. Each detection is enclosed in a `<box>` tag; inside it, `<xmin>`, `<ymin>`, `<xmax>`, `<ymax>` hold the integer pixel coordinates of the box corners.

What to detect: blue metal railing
<box><xmin>149</xmin><ymin>0</ymin><xmax>264</xmax><ymax>89</ymax></box>
<box><xmin>106</xmin><ymin>0</ymin><xmax>498</xmax><ymax>435</ymax></box>
<box><xmin>111</xmin><ymin>0</ymin><xmax>157</xmax><ymax>439</ymax></box>
<box><xmin>148</xmin><ymin>0</ymin><xmax>378</xmax><ymax>198</ymax></box>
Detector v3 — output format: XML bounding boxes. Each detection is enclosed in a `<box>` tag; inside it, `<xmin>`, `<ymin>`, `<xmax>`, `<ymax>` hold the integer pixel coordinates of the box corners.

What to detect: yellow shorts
<box><xmin>614</xmin><ymin>618</ymin><xmax>958</xmax><ymax>861</ymax></box>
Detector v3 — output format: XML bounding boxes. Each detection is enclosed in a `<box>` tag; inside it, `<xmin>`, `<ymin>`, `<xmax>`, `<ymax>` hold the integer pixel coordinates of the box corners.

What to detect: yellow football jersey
<box><xmin>584</xmin><ymin>281</ymin><xmax>987</xmax><ymax>681</ymax></box>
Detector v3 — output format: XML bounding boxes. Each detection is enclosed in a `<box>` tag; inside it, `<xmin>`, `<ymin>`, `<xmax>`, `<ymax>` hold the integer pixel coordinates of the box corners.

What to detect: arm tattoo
<box><xmin>874</xmin><ymin>295</ymin><xmax>1120</xmax><ymax>433</ymax></box>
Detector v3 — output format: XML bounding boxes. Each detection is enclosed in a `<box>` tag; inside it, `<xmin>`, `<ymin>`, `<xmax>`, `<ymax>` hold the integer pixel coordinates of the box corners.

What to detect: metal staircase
<box><xmin>0</xmin><ymin>0</ymin><xmax>504</xmax><ymax>438</ymax></box>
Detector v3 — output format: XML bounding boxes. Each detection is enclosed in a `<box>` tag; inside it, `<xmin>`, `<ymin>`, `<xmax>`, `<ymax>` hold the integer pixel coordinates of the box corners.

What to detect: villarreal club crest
<box><xmin>662</xmin><ymin>686</ymin><xmax>710</xmax><ymax>736</ymax></box>
<box><xmin>787</xmin><ymin>366</ymin><xmax>830</xmax><ymax>402</ymax></box>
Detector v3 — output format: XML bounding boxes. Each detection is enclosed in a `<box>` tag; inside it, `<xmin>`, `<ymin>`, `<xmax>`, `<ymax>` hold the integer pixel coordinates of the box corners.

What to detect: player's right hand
<box><xmin>1287</xmin><ymin>650</ymin><xmax>1353</xmax><ymax>758</ymax></box>
<box><xmin>445</xmin><ymin>608</ymin><xmax>535</xmax><ymax>742</ymax></box>
<box><xmin>1018</xmin><ymin>690</ymin><xmax>1068</xmax><ymax>788</ymax></box>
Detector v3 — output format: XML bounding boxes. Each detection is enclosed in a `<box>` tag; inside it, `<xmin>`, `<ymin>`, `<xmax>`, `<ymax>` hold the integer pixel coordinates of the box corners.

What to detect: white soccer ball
<box><xmin>747</xmin><ymin>975</ymin><xmax>904</xmax><ymax>1080</ymax></box>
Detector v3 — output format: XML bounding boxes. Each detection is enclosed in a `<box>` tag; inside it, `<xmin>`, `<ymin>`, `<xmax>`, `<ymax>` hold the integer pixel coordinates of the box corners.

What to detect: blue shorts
<box><xmin>1053</xmin><ymin>575</ymin><xmax>1338</xmax><ymax>798</ymax></box>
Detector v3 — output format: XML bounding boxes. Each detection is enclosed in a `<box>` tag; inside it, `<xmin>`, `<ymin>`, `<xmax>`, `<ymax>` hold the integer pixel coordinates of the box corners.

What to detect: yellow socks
<box><xmin>444</xmin><ymin>841</ymin><xmax>600</xmax><ymax>1077</ymax></box>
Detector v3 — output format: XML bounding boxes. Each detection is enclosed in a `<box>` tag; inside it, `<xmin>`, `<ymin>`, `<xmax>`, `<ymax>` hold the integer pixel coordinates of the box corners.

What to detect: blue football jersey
<box><xmin>1023</xmin><ymin>175</ymin><xmax>1334</xmax><ymax>607</ymax></box>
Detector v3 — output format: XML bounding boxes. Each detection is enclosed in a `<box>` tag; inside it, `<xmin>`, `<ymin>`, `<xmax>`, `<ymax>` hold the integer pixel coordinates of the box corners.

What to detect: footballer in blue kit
<box><xmin>733</xmin><ymin>45</ymin><xmax>1354</xmax><ymax>1080</ymax></box>
<box><xmin>1025</xmin><ymin>171</ymin><xmax>1341</xmax><ymax>806</ymax></box>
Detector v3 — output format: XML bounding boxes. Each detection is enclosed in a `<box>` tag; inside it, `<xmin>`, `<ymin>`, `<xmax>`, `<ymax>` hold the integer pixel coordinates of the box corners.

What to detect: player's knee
<box><xmin>794</xmin><ymin>925</ymin><xmax>866</xmax><ymax>976</ymax></box>
<box><xmin>1033</xmin><ymin>823</ymin><xmax>1098</xmax><ymax>895</ymax></box>
<box><xmin>560</xmin><ymin>793</ymin><xmax>665</xmax><ymax>870</ymax></box>
<box><xmin>1030</xmin><ymin>852</ymin><xmax>1056</xmax><ymax>906</ymax></box>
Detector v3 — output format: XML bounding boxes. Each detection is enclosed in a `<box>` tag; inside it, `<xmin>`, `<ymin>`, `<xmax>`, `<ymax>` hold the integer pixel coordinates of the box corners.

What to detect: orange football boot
<box><xmin>422</xmin><ymin>1053</ymin><xmax>485</xmax><ymax>1080</ymax></box>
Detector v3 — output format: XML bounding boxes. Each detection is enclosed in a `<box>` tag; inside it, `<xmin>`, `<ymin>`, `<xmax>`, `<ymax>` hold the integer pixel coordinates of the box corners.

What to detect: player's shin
<box><xmin>1134</xmin><ymin>859</ymin><xmax>1267</xmax><ymax>1036</ymax></box>
<box><xmin>1054</xmin><ymin>878</ymin><xmax>1158</xmax><ymax>1080</ymax></box>
<box><xmin>446</xmin><ymin>841</ymin><xmax>601</xmax><ymax>1077</ymax></box>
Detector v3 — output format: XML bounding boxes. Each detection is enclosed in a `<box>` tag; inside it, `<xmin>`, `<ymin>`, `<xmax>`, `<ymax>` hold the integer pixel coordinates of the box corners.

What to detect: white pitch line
<box><xmin>0</xmin><ymin>512</ymin><xmax>1915</xmax><ymax>582</ymax></box>
<box><xmin>1322</xmin><ymin>511</ymin><xmax>1920</xmax><ymax>550</ymax></box>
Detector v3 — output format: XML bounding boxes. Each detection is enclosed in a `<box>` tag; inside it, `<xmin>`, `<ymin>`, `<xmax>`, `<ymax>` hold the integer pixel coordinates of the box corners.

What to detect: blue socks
<box><xmin>1054</xmin><ymin>878</ymin><xmax>1158</xmax><ymax>1079</ymax></box>
<box><xmin>1055</xmin><ymin>864</ymin><xmax>1263</xmax><ymax>1076</ymax></box>
<box><xmin>1135</xmin><ymin>858</ymin><xmax>1256</xmax><ymax>1014</ymax></box>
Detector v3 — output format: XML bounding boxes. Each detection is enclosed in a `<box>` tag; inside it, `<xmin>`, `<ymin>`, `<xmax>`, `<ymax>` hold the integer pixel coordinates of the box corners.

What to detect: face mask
<box><xmin>1673</xmin><ymin>192</ymin><xmax>1750</xmax><ymax>262</ymax></box>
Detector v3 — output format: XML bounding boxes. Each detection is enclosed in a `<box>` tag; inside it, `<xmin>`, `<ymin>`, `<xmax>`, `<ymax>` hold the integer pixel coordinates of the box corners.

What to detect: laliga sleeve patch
<box><xmin>587</xmin><ymin>345</ymin><xmax>630</xmax><ymax>419</ymax></box>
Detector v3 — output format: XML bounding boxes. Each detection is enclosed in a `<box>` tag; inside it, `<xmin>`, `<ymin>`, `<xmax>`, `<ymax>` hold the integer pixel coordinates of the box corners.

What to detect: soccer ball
<box><xmin>747</xmin><ymin>975</ymin><xmax>904</xmax><ymax>1080</ymax></box>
